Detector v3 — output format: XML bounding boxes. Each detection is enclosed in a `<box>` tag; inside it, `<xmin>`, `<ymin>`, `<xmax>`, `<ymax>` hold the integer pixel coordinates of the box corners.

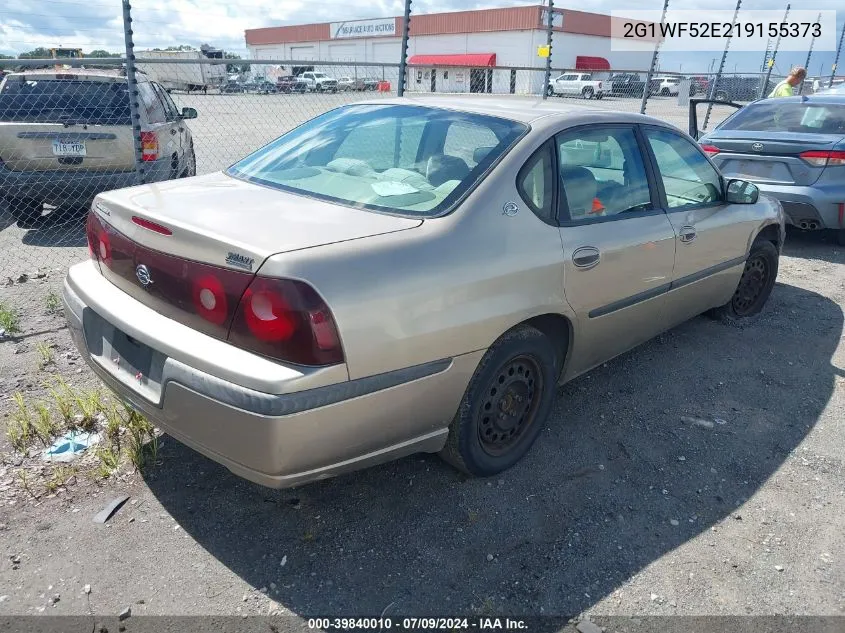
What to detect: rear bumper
<box><xmin>747</xmin><ymin>182</ymin><xmax>843</xmax><ymax>230</ymax></box>
<box><xmin>0</xmin><ymin>158</ymin><xmax>172</xmax><ymax>205</ymax></box>
<box><xmin>62</xmin><ymin>260</ymin><xmax>479</xmax><ymax>489</ymax></box>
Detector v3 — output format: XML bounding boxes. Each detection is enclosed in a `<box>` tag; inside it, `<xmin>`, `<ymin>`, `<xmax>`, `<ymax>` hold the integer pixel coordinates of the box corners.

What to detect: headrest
<box><xmin>560</xmin><ymin>165</ymin><xmax>597</xmax><ymax>217</ymax></box>
<box><xmin>472</xmin><ymin>145</ymin><xmax>496</xmax><ymax>164</ymax></box>
<box><xmin>425</xmin><ymin>154</ymin><xmax>470</xmax><ymax>187</ymax></box>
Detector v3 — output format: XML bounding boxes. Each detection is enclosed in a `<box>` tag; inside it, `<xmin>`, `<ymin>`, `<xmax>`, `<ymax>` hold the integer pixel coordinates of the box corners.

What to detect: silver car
<box><xmin>63</xmin><ymin>97</ymin><xmax>785</xmax><ymax>489</ymax></box>
<box><xmin>693</xmin><ymin>95</ymin><xmax>845</xmax><ymax>245</ymax></box>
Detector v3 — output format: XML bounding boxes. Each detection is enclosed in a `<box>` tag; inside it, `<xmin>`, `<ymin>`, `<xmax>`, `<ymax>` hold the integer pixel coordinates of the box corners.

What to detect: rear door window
<box><xmin>138</xmin><ymin>82</ymin><xmax>166</xmax><ymax>124</ymax></box>
<box><xmin>718</xmin><ymin>101</ymin><xmax>845</xmax><ymax>134</ymax></box>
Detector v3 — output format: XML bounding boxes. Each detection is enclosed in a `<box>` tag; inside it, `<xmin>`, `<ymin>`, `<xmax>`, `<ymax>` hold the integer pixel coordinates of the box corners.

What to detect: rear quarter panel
<box><xmin>258</xmin><ymin>132</ymin><xmax>575</xmax><ymax>382</ymax></box>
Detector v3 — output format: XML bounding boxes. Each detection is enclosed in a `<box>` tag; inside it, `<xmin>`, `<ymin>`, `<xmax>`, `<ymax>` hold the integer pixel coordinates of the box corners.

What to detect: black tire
<box><xmin>582</xmin><ymin>87</ymin><xmax>594</xmax><ymax>99</ymax></box>
<box><xmin>661</xmin><ymin>87</ymin><xmax>670</xmax><ymax>96</ymax></box>
<box><xmin>439</xmin><ymin>325</ymin><xmax>561</xmax><ymax>477</ymax></box>
<box><xmin>709</xmin><ymin>240</ymin><xmax>779</xmax><ymax>324</ymax></box>
<box><xmin>5</xmin><ymin>197</ymin><xmax>43</xmax><ymax>228</ymax></box>
<box><xmin>596</xmin><ymin>93</ymin><xmax>604</xmax><ymax>100</ymax></box>
<box><xmin>837</xmin><ymin>229</ymin><xmax>845</xmax><ymax>247</ymax></box>
<box><xmin>181</xmin><ymin>144</ymin><xmax>197</xmax><ymax>178</ymax></box>
<box><xmin>546</xmin><ymin>85</ymin><xmax>554</xmax><ymax>97</ymax></box>
<box><xmin>716</xmin><ymin>90</ymin><xmax>729</xmax><ymax>101</ymax></box>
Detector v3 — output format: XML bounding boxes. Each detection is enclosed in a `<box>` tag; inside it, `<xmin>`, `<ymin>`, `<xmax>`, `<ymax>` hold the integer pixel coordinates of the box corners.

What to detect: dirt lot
<box><xmin>0</xmin><ymin>220</ymin><xmax>842</xmax><ymax>624</ymax></box>
<box><xmin>0</xmin><ymin>91</ymin><xmax>842</xmax><ymax>627</ymax></box>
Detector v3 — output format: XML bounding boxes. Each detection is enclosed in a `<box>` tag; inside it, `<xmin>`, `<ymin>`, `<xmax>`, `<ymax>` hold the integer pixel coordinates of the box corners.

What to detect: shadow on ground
<box><xmin>143</xmin><ymin>278</ymin><xmax>842</xmax><ymax>618</ymax></box>
<box><xmin>19</xmin><ymin>211</ymin><xmax>87</xmax><ymax>248</ymax></box>
<box><xmin>783</xmin><ymin>227</ymin><xmax>845</xmax><ymax>265</ymax></box>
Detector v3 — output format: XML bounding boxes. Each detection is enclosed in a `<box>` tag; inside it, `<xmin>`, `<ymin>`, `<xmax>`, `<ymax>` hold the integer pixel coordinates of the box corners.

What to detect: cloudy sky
<box><xmin>1</xmin><ymin>0</ymin><xmax>842</xmax><ymax>74</ymax></box>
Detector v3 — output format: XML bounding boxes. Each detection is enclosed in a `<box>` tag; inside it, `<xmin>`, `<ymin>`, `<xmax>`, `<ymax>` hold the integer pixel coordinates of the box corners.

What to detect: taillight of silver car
<box><xmin>85</xmin><ymin>209</ymin><xmax>344</xmax><ymax>366</ymax></box>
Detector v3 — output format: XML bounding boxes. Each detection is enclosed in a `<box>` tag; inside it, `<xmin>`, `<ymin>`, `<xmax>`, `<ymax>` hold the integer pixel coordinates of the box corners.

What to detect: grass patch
<box><xmin>94</xmin><ymin>446</ymin><xmax>120</xmax><ymax>479</ymax></box>
<box><xmin>7</xmin><ymin>393</ymin><xmax>34</xmax><ymax>452</ymax></box>
<box><xmin>45</xmin><ymin>291</ymin><xmax>62</xmax><ymax>316</ymax></box>
<box><xmin>32</xmin><ymin>402</ymin><xmax>59</xmax><ymax>446</ymax></box>
<box><xmin>48</xmin><ymin>378</ymin><xmax>75</xmax><ymax>425</ymax></box>
<box><xmin>36</xmin><ymin>342</ymin><xmax>54</xmax><ymax>370</ymax></box>
<box><xmin>124</xmin><ymin>406</ymin><xmax>158</xmax><ymax>470</ymax></box>
<box><xmin>0</xmin><ymin>303</ymin><xmax>21</xmax><ymax>335</ymax></box>
<box><xmin>45</xmin><ymin>465</ymin><xmax>78</xmax><ymax>493</ymax></box>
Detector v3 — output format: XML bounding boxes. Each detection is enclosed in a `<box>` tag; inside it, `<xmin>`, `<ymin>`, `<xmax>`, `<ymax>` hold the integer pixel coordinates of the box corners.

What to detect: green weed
<box><xmin>45</xmin><ymin>292</ymin><xmax>62</xmax><ymax>316</ymax></box>
<box><xmin>0</xmin><ymin>303</ymin><xmax>21</xmax><ymax>335</ymax></box>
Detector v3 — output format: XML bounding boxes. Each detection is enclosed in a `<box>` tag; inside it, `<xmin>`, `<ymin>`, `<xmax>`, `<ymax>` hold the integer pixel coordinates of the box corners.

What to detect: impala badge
<box><xmin>503</xmin><ymin>201</ymin><xmax>519</xmax><ymax>216</ymax></box>
<box><xmin>135</xmin><ymin>264</ymin><xmax>153</xmax><ymax>287</ymax></box>
<box><xmin>751</xmin><ymin>142</ymin><xmax>764</xmax><ymax>152</ymax></box>
<box><xmin>225</xmin><ymin>251</ymin><xmax>254</xmax><ymax>271</ymax></box>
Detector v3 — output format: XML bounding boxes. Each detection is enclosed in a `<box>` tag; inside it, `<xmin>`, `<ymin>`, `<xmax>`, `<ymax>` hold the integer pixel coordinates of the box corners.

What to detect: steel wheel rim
<box><xmin>477</xmin><ymin>355</ymin><xmax>543</xmax><ymax>457</ymax></box>
<box><xmin>732</xmin><ymin>254</ymin><xmax>769</xmax><ymax>316</ymax></box>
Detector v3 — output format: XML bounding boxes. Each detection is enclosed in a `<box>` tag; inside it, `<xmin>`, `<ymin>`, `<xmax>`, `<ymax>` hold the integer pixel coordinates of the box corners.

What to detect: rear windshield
<box><xmin>0</xmin><ymin>78</ymin><xmax>130</xmax><ymax>124</ymax></box>
<box><xmin>227</xmin><ymin>103</ymin><xmax>528</xmax><ymax>217</ymax></box>
<box><xmin>719</xmin><ymin>101</ymin><xmax>845</xmax><ymax>135</ymax></box>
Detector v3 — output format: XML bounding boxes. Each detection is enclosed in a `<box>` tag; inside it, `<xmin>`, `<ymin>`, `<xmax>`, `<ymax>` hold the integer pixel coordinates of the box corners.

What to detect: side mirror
<box><xmin>181</xmin><ymin>107</ymin><xmax>198</xmax><ymax>120</ymax></box>
<box><xmin>725</xmin><ymin>178</ymin><xmax>759</xmax><ymax>205</ymax></box>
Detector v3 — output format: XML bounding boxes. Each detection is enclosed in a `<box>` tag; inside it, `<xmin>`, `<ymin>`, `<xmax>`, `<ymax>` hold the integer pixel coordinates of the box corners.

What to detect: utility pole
<box><xmin>761</xmin><ymin>3</ymin><xmax>790</xmax><ymax>98</ymax></box>
<box><xmin>800</xmin><ymin>12</ymin><xmax>822</xmax><ymax>94</ymax></box>
<box><xmin>640</xmin><ymin>0</ymin><xmax>670</xmax><ymax>114</ymax></box>
<box><xmin>704</xmin><ymin>0</ymin><xmax>742</xmax><ymax>131</ymax></box>
<box><xmin>121</xmin><ymin>0</ymin><xmax>145</xmax><ymax>185</ymax></box>
<box><xmin>542</xmin><ymin>0</ymin><xmax>554</xmax><ymax>100</ymax></box>
<box><xmin>830</xmin><ymin>21</ymin><xmax>845</xmax><ymax>88</ymax></box>
<box><xmin>397</xmin><ymin>0</ymin><xmax>411</xmax><ymax>96</ymax></box>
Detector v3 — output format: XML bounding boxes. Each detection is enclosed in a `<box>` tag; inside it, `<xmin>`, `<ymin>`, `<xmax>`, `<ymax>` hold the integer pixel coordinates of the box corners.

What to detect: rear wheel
<box><xmin>439</xmin><ymin>325</ymin><xmax>560</xmax><ymax>477</ymax></box>
<box><xmin>661</xmin><ymin>87</ymin><xmax>670</xmax><ymax>96</ymax></box>
<box><xmin>709</xmin><ymin>239</ymin><xmax>778</xmax><ymax>323</ymax></box>
<box><xmin>181</xmin><ymin>144</ymin><xmax>197</xmax><ymax>178</ymax></box>
<box><xmin>4</xmin><ymin>197</ymin><xmax>43</xmax><ymax>228</ymax></box>
<box><xmin>582</xmin><ymin>87</ymin><xmax>594</xmax><ymax>99</ymax></box>
<box><xmin>546</xmin><ymin>85</ymin><xmax>554</xmax><ymax>97</ymax></box>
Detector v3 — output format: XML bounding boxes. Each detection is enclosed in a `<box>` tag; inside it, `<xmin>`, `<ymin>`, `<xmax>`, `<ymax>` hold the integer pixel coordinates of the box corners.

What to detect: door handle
<box><xmin>679</xmin><ymin>226</ymin><xmax>697</xmax><ymax>243</ymax></box>
<box><xmin>572</xmin><ymin>246</ymin><xmax>601</xmax><ymax>269</ymax></box>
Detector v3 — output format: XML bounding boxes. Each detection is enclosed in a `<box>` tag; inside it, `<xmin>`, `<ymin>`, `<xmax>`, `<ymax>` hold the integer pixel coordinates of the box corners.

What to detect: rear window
<box><xmin>719</xmin><ymin>101</ymin><xmax>845</xmax><ymax>135</ymax></box>
<box><xmin>227</xmin><ymin>104</ymin><xmax>527</xmax><ymax>217</ymax></box>
<box><xmin>0</xmin><ymin>78</ymin><xmax>130</xmax><ymax>124</ymax></box>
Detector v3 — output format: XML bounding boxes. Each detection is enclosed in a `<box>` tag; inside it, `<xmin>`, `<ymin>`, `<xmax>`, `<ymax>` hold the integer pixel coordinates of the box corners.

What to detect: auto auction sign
<box><xmin>331</xmin><ymin>18</ymin><xmax>397</xmax><ymax>39</ymax></box>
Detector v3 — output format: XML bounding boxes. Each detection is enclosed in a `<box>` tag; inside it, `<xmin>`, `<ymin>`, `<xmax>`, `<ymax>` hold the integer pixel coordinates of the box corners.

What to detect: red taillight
<box><xmin>700</xmin><ymin>144</ymin><xmax>720</xmax><ymax>157</ymax></box>
<box><xmin>799</xmin><ymin>150</ymin><xmax>845</xmax><ymax>167</ymax></box>
<box><xmin>132</xmin><ymin>215</ymin><xmax>172</xmax><ymax>235</ymax></box>
<box><xmin>140</xmin><ymin>131</ymin><xmax>159</xmax><ymax>162</ymax></box>
<box><xmin>191</xmin><ymin>274</ymin><xmax>229</xmax><ymax>325</ymax></box>
<box><xmin>86</xmin><ymin>209</ymin><xmax>112</xmax><ymax>268</ymax></box>
<box><xmin>229</xmin><ymin>277</ymin><xmax>344</xmax><ymax>366</ymax></box>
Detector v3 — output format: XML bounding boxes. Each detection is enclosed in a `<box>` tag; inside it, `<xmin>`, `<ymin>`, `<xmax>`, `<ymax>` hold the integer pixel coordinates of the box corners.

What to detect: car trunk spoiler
<box><xmin>688</xmin><ymin>98</ymin><xmax>745</xmax><ymax>140</ymax></box>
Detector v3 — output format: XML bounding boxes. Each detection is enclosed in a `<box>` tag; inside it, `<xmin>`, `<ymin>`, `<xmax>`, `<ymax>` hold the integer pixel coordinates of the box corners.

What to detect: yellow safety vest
<box><xmin>768</xmin><ymin>80</ymin><xmax>794</xmax><ymax>98</ymax></box>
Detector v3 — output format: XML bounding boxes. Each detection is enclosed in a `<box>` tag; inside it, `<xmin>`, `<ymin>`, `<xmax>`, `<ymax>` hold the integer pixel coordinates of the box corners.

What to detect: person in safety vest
<box><xmin>768</xmin><ymin>67</ymin><xmax>807</xmax><ymax>98</ymax></box>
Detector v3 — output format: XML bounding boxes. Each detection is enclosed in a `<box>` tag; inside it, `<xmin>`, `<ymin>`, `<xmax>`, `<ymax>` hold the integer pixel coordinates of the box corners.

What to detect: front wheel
<box><xmin>546</xmin><ymin>85</ymin><xmax>554</xmax><ymax>97</ymax></box>
<box><xmin>582</xmin><ymin>87</ymin><xmax>594</xmax><ymax>99</ymax></box>
<box><xmin>709</xmin><ymin>240</ymin><xmax>779</xmax><ymax>323</ymax></box>
<box><xmin>439</xmin><ymin>325</ymin><xmax>560</xmax><ymax>477</ymax></box>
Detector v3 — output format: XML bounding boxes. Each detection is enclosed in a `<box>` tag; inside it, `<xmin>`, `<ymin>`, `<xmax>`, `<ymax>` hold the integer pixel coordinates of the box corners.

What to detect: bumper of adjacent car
<box><xmin>0</xmin><ymin>158</ymin><xmax>173</xmax><ymax>205</ymax></box>
<box><xmin>62</xmin><ymin>260</ymin><xmax>479</xmax><ymax>489</ymax></box>
<box><xmin>749</xmin><ymin>182</ymin><xmax>843</xmax><ymax>230</ymax></box>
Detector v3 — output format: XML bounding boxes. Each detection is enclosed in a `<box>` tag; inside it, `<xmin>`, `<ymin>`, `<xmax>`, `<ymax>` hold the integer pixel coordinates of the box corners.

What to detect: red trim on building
<box><xmin>575</xmin><ymin>56</ymin><xmax>611</xmax><ymax>70</ymax></box>
<box><xmin>408</xmin><ymin>53</ymin><xmax>496</xmax><ymax>67</ymax></box>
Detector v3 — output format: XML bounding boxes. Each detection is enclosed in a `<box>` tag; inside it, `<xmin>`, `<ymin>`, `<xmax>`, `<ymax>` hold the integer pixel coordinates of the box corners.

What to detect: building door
<box><xmin>470</xmin><ymin>69</ymin><xmax>485</xmax><ymax>93</ymax></box>
<box><xmin>430</xmin><ymin>68</ymin><xmax>436</xmax><ymax>92</ymax></box>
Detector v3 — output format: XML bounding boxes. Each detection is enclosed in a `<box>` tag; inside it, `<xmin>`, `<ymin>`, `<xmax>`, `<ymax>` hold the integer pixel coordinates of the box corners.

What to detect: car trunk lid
<box><xmin>88</xmin><ymin>171</ymin><xmax>422</xmax><ymax>336</ymax></box>
<box><xmin>706</xmin><ymin>130</ymin><xmax>845</xmax><ymax>186</ymax></box>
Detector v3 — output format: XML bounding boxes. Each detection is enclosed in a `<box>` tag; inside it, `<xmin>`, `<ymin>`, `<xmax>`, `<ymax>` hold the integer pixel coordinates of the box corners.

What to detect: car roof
<box><xmin>352</xmin><ymin>95</ymin><xmax>675</xmax><ymax>127</ymax></box>
<box><xmin>3</xmin><ymin>68</ymin><xmax>134</xmax><ymax>82</ymax></box>
<box><xmin>743</xmin><ymin>94</ymin><xmax>845</xmax><ymax>105</ymax></box>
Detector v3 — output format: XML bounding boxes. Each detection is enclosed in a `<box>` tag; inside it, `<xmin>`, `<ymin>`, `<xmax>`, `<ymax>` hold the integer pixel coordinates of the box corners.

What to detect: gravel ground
<box><xmin>0</xmin><ymin>91</ymin><xmax>842</xmax><ymax>624</ymax></box>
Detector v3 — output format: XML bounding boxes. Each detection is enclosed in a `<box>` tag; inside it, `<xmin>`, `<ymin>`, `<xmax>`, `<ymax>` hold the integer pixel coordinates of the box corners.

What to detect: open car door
<box><xmin>688</xmin><ymin>98</ymin><xmax>744</xmax><ymax>140</ymax></box>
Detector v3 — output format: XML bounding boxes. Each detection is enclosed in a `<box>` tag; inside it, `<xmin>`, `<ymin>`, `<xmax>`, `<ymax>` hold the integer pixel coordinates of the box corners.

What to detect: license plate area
<box><xmin>83</xmin><ymin>309</ymin><xmax>165</xmax><ymax>404</ymax></box>
<box><xmin>52</xmin><ymin>140</ymin><xmax>87</xmax><ymax>157</ymax></box>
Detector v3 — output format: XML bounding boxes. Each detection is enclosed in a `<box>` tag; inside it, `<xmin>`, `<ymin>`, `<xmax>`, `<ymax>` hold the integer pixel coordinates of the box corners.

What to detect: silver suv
<box><xmin>0</xmin><ymin>68</ymin><xmax>198</xmax><ymax>227</ymax></box>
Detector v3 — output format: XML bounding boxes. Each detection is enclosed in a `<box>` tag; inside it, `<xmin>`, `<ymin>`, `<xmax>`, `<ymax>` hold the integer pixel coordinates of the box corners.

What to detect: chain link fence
<box><xmin>0</xmin><ymin>0</ymin><xmax>841</xmax><ymax>307</ymax></box>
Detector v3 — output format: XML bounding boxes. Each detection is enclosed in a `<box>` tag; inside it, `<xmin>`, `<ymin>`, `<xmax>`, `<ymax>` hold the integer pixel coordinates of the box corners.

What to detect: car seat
<box><xmin>560</xmin><ymin>166</ymin><xmax>598</xmax><ymax>219</ymax></box>
<box><xmin>424</xmin><ymin>154</ymin><xmax>471</xmax><ymax>187</ymax></box>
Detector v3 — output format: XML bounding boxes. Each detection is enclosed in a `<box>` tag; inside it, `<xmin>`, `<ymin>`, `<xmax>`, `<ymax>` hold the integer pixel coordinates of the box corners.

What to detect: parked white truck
<box><xmin>135</xmin><ymin>49</ymin><xmax>227</xmax><ymax>93</ymax></box>
<box><xmin>549</xmin><ymin>73</ymin><xmax>606</xmax><ymax>99</ymax></box>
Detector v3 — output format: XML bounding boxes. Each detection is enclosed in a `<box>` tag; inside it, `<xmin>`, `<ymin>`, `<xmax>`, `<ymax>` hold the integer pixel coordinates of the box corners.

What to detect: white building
<box><xmin>245</xmin><ymin>5</ymin><xmax>656</xmax><ymax>95</ymax></box>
